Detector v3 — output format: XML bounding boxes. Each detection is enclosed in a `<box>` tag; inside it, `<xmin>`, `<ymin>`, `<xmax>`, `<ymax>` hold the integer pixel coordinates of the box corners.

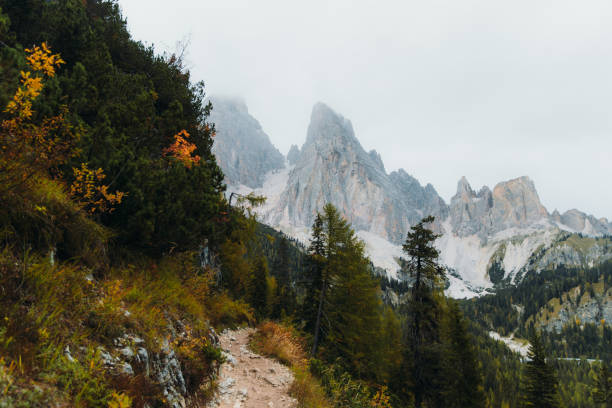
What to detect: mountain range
<box><xmin>209</xmin><ymin>96</ymin><xmax>612</xmax><ymax>297</ymax></box>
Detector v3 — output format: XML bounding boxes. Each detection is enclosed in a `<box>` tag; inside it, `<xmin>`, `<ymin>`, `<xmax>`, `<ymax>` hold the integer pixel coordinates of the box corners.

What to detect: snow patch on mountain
<box><xmin>437</xmin><ymin>222</ymin><xmax>496</xmax><ymax>290</ymax></box>
<box><xmin>488</xmin><ymin>332</ymin><xmax>530</xmax><ymax>357</ymax></box>
<box><xmin>355</xmin><ymin>230</ymin><xmax>403</xmax><ymax>278</ymax></box>
<box><xmin>446</xmin><ymin>275</ymin><xmax>483</xmax><ymax>299</ymax></box>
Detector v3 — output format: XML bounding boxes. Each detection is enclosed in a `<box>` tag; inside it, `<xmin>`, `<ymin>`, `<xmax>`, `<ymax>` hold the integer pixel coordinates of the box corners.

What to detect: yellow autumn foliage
<box><xmin>70</xmin><ymin>163</ymin><xmax>126</xmax><ymax>214</ymax></box>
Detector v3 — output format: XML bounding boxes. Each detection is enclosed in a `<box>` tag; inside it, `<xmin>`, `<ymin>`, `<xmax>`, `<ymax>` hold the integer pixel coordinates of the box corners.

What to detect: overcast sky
<box><xmin>119</xmin><ymin>0</ymin><xmax>612</xmax><ymax>219</ymax></box>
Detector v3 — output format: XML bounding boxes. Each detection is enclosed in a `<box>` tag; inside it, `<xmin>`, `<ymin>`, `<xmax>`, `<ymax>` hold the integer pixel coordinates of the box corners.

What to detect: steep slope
<box><xmin>264</xmin><ymin>102</ymin><xmax>447</xmax><ymax>244</ymax></box>
<box><xmin>209</xmin><ymin>96</ymin><xmax>285</xmax><ymax>188</ymax></box>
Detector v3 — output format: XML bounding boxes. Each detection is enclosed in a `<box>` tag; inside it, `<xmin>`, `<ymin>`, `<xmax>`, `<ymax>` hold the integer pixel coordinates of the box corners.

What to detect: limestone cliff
<box><xmin>209</xmin><ymin>96</ymin><xmax>285</xmax><ymax>188</ymax></box>
<box><xmin>266</xmin><ymin>102</ymin><xmax>448</xmax><ymax>244</ymax></box>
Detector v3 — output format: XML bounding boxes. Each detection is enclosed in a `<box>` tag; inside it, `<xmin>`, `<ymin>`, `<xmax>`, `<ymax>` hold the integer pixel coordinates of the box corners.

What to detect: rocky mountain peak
<box><xmin>557</xmin><ymin>209</ymin><xmax>612</xmax><ymax>235</ymax></box>
<box><xmin>491</xmin><ymin>176</ymin><xmax>549</xmax><ymax>229</ymax></box>
<box><xmin>266</xmin><ymin>103</ymin><xmax>447</xmax><ymax>244</ymax></box>
<box><xmin>368</xmin><ymin>150</ymin><xmax>386</xmax><ymax>173</ymax></box>
<box><xmin>287</xmin><ymin>145</ymin><xmax>300</xmax><ymax>165</ymax></box>
<box><xmin>214</xmin><ymin>98</ymin><xmax>612</xmax><ymax>294</ymax></box>
<box><xmin>213</xmin><ymin>95</ymin><xmax>249</xmax><ymax>114</ymax></box>
<box><xmin>209</xmin><ymin>96</ymin><xmax>284</xmax><ymax>188</ymax></box>
<box><xmin>449</xmin><ymin>175</ymin><xmax>550</xmax><ymax>238</ymax></box>
<box><xmin>305</xmin><ymin>102</ymin><xmax>356</xmax><ymax>146</ymax></box>
<box><xmin>455</xmin><ymin>176</ymin><xmax>475</xmax><ymax>199</ymax></box>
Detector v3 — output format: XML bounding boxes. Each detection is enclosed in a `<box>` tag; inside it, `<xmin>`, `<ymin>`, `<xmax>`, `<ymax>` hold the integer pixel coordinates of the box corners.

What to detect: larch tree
<box><xmin>306</xmin><ymin>204</ymin><xmax>386</xmax><ymax>380</ymax></box>
<box><xmin>593</xmin><ymin>364</ymin><xmax>612</xmax><ymax>408</ymax></box>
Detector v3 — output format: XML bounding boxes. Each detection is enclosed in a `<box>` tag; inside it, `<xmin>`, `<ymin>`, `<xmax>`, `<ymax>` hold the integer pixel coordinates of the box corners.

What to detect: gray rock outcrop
<box><xmin>268</xmin><ymin>102</ymin><xmax>447</xmax><ymax>244</ymax></box>
<box><xmin>209</xmin><ymin>96</ymin><xmax>285</xmax><ymax>188</ymax></box>
<box><xmin>449</xmin><ymin>176</ymin><xmax>550</xmax><ymax>238</ymax></box>
<box><xmin>558</xmin><ymin>209</ymin><xmax>612</xmax><ymax>235</ymax></box>
<box><xmin>287</xmin><ymin>145</ymin><xmax>300</xmax><ymax>165</ymax></box>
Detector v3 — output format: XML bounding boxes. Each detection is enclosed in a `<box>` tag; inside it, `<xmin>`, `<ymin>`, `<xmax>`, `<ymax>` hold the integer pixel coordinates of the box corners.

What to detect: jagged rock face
<box><xmin>449</xmin><ymin>176</ymin><xmax>549</xmax><ymax>238</ymax></box>
<box><xmin>368</xmin><ymin>150</ymin><xmax>386</xmax><ymax>173</ymax></box>
<box><xmin>449</xmin><ymin>177</ymin><xmax>494</xmax><ymax>237</ymax></box>
<box><xmin>287</xmin><ymin>144</ymin><xmax>300</xmax><ymax>165</ymax></box>
<box><xmin>559</xmin><ymin>209</ymin><xmax>612</xmax><ymax>235</ymax></box>
<box><xmin>534</xmin><ymin>285</ymin><xmax>612</xmax><ymax>333</ymax></box>
<box><xmin>389</xmin><ymin>169</ymin><xmax>449</xmax><ymax>228</ymax></box>
<box><xmin>529</xmin><ymin>234</ymin><xmax>612</xmax><ymax>272</ymax></box>
<box><xmin>492</xmin><ymin>176</ymin><xmax>549</xmax><ymax>229</ymax></box>
<box><xmin>268</xmin><ymin>103</ymin><xmax>447</xmax><ymax>244</ymax></box>
<box><xmin>209</xmin><ymin>96</ymin><xmax>284</xmax><ymax>188</ymax></box>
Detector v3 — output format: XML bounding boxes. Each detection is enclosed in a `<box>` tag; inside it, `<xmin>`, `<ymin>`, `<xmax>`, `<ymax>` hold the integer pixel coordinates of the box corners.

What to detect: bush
<box><xmin>0</xmin><ymin>176</ymin><xmax>109</xmax><ymax>267</ymax></box>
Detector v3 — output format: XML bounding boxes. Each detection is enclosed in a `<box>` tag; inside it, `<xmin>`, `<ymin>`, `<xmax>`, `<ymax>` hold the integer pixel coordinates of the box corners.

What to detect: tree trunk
<box><xmin>311</xmin><ymin>275</ymin><xmax>327</xmax><ymax>355</ymax></box>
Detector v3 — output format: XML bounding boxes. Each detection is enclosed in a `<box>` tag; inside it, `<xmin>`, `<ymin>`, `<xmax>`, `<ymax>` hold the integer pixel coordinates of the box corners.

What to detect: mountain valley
<box><xmin>211</xmin><ymin>97</ymin><xmax>612</xmax><ymax>297</ymax></box>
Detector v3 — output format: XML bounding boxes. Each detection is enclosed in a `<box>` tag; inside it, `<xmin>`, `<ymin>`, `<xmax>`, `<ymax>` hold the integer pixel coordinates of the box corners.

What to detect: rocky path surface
<box><xmin>209</xmin><ymin>328</ymin><xmax>297</xmax><ymax>408</ymax></box>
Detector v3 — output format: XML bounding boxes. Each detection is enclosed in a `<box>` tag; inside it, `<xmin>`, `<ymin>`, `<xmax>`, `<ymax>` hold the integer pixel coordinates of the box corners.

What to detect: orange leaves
<box><xmin>70</xmin><ymin>163</ymin><xmax>126</xmax><ymax>214</ymax></box>
<box><xmin>1</xmin><ymin>44</ymin><xmax>75</xmax><ymax>193</ymax></box>
<box><xmin>4</xmin><ymin>72</ymin><xmax>43</xmax><ymax>120</ymax></box>
<box><xmin>25</xmin><ymin>42</ymin><xmax>65</xmax><ymax>77</ymax></box>
<box><xmin>163</xmin><ymin>129</ymin><xmax>200</xmax><ymax>168</ymax></box>
<box><xmin>4</xmin><ymin>42</ymin><xmax>64</xmax><ymax>121</ymax></box>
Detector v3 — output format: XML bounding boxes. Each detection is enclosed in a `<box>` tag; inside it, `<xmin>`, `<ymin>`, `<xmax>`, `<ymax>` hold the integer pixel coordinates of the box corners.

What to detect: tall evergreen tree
<box><xmin>307</xmin><ymin>212</ymin><xmax>327</xmax><ymax>355</ymax></box>
<box><xmin>521</xmin><ymin>333</ymin><xmax>559</xmax><ymax>408</ymax></box>
<box><xmin>250</xmin><ymin>256</ymin><xmax>270</xmax><ymax>319</ymax></box>
<box><xmin>304</xmin><ymin>204</ymin><xmax>388</xmax><ymax>380</ymax></box>
<box><xmin>400</xmin><ymin>215</ymin><xmax>446</xmax><ymax>408</ymax></box>
<box><xmin>593</xmin><ymin>364</ymin><xmax>612</xmax><ymax>408</ymax></box>
<box><xmin>272</xmin><ymin>236</ymin><xmax>297</xmax><ymax>317</ymax></box>
<box><xmin>442</xmin><ymin>301</ymin><xmax>486</xmax><ymax>408</ymax></box>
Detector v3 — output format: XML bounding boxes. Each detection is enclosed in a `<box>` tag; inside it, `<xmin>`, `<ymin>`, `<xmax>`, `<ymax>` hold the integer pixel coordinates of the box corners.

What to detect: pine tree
<box><xmin>307</xmin><ymin>212</ymin><xmax>328</xmax><ymax>355</ymax></box>
<box><xmin>400</xmin><ymin>215</ymin><xmax>446</xmax><ymax>408</ymax></box>
<box><xmin>250</xmin><ymin>256</ymin><xmax>269</xmax><ymax>319</ymax></box>
<box><xmin>593</xmin><ymin>364</ymin><xmax>612</xmax><ymax>407</ymax></box>
<box><xmin>442</xmin><ymin>301</ymin><xmax>486</xmax><ymax>408</ymax></box>
<box><xmin>521</xmin><ymin>333</ymin><xmax>560</xmax><ymax>408</ymax></box>
<box><xmin>272</xmin><ymin>237</ymin><xmax>296</xmax><ymax>318</ymax></box>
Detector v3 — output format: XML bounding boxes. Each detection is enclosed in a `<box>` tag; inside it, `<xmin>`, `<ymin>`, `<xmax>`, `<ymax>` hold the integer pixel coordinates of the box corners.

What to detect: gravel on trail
<box><xmin>208</xmin><ymin>328</ymin><xmax>297</xmax><ymax>408</ymax></box>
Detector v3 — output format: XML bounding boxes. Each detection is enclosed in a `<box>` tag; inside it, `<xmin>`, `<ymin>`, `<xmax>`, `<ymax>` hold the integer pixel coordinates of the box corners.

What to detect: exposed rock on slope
<box><xmin>209</xmin><ymin>96</ymin><xmax>285</xmax><ymax>188</ymax></box>
<box><xmin>287</xmin><ymin>144</ymin><xmax>300</xmax><ymax>165</ymax></box>
<box><xmin>265</xmin><ymin>102</ymin><xmax>447</xmax><ymax>244</ymax></box>
<box><xmin>554</xmin><ymin>209</ymin><xmax>612</xmax><ymax>236</ymax></box>
<box><xmin>529</xmin><ymin>282</ymin><xmax>612</xmax><ymax>333</ymax></box>
<box><xmin>449</xmin><ymin>176</ymin><xmax>549</xmax><ymax>239</ymax></box>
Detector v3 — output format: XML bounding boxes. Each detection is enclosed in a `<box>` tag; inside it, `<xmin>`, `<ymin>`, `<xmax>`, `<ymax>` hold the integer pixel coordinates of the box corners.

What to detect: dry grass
<box><xmin>289</xmin><ymin>366</ymin><xmax>332</xmax><ymax>408</ymax></box>
<box><xmin>251</xmin><ymin>321</ymin><xmax>306</xmax><ymax>367</ymax></box>
<box><xmin>250</xmin><ymin>322</ymin><xmax>331</xmax><ymax>408</ymax></box>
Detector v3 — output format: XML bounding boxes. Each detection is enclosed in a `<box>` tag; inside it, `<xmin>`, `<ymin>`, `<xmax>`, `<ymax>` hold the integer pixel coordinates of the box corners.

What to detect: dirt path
<box><xmin>209</xmin><ymin>328</ymin><xmax>297</xmax><ymax>408</ymax></box>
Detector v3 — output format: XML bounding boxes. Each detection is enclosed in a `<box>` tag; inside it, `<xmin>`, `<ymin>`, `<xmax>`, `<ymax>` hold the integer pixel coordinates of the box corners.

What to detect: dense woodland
<box><xmin>0</xmin><ymin>1</ymin><xmax>611</xmax><ymax>407</ymax></box>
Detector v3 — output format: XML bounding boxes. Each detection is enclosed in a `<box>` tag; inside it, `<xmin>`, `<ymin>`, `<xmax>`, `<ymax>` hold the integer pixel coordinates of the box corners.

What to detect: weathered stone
<box><xmin>209</xmin><ymin>96</ymin><xmax>285</xmax><ymax>188</ymax></box>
